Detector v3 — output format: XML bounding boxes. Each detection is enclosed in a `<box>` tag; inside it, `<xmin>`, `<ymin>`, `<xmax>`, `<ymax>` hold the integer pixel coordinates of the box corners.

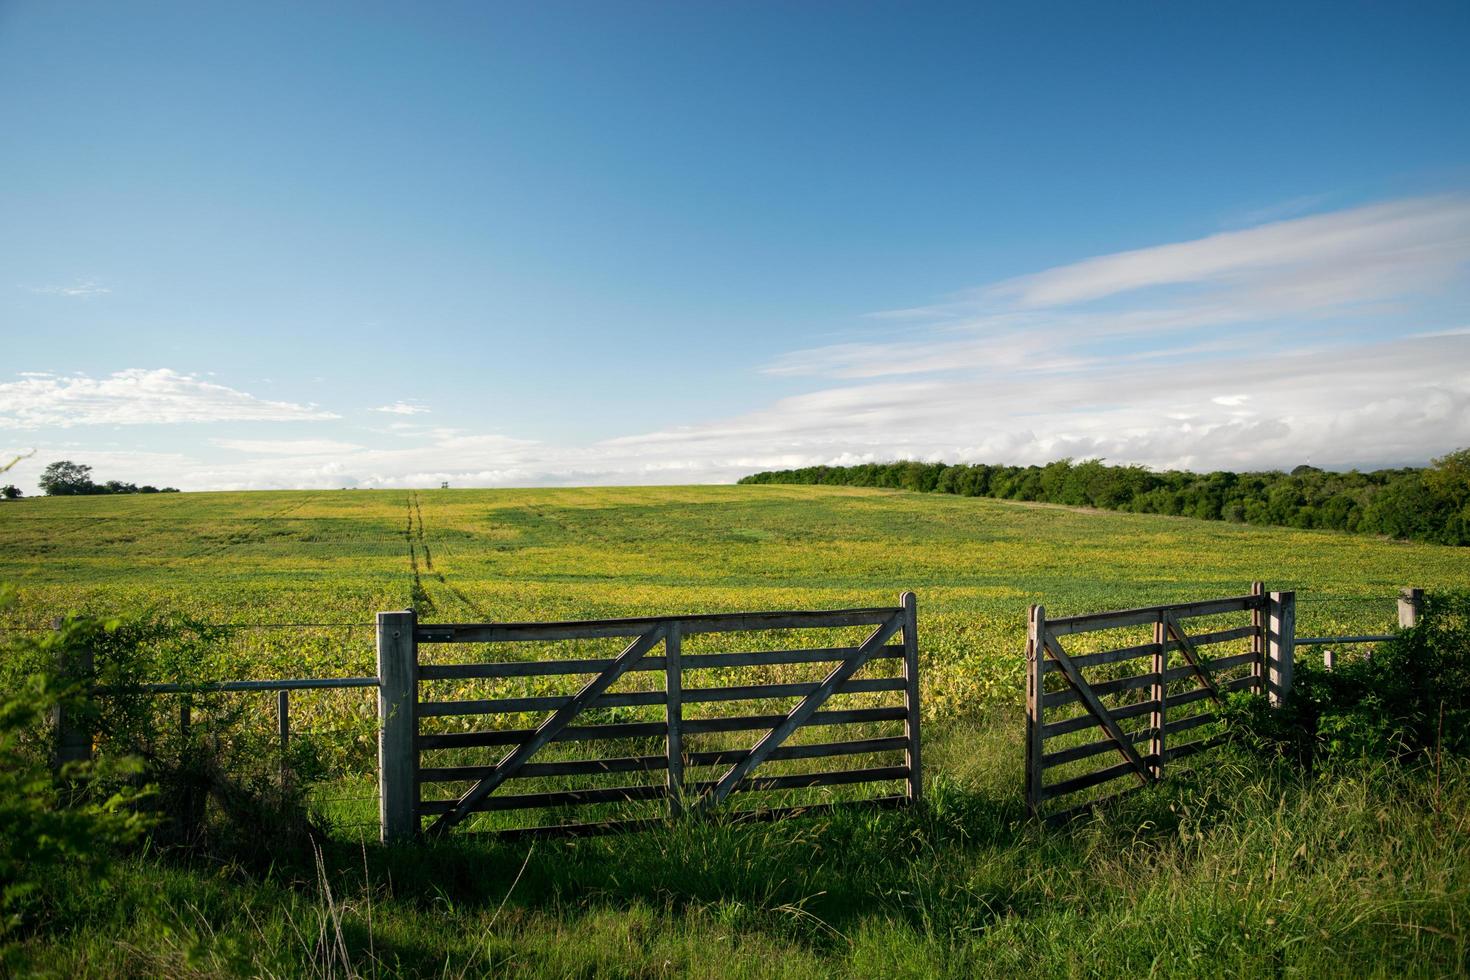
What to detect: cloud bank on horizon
<box><xmin>4</xmin><ymin>194</ymin><xmax>1469</xmax><ymax>492</ymax></box>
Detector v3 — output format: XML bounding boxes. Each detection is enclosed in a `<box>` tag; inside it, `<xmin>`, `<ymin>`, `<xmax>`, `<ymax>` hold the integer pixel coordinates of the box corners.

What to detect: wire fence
<box><xmin>86</xmin><ymin>674</ymin><xmax>384</xmax><ymax>837</ymax></box>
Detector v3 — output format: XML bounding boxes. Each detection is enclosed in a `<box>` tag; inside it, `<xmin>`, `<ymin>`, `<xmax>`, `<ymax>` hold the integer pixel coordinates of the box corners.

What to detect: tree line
<box><xmin>738</xmin><ymin>449</ymin><xmax>1470</xmax><ymax>546</ymax></box>
<box><xmin>1</xmin><ymin>460</ymin><xmax>180</xmax><ymax>500</ymax></box>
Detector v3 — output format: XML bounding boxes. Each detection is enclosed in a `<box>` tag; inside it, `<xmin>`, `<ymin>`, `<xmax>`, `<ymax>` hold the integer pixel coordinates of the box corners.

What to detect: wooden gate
<box><xmin>398</xmin><ymin>593</ymin><xmax>921</xmax><ymax>836</ymax></box>
<box><xmin>1025</xmin><ymin>583</ymin><xmax>1295</xmax><ymax>821</ymax></box>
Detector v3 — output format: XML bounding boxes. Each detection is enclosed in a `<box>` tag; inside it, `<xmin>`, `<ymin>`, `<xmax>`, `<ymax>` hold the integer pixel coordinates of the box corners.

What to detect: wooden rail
<box><xmin>388</xmin><ymin>595</ymin><xmax>923</xmax><ymax>840</ymax></box>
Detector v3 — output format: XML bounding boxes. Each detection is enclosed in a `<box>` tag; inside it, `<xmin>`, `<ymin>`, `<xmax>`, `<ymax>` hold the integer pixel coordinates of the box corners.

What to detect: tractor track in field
<box><xmin>182</xmin><ymin>496</ymin><xmax>311</xmax><ymax>559</ymax></box>
<box><xmin>404</xmin><ymin>491</ymin><xmax>490</xmax><ymax>619</ymax></box>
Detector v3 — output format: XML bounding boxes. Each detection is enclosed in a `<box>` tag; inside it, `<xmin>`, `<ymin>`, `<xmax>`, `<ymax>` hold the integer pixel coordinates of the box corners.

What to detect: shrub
<box><xmin>0</xmin><ymin>588</ymin><xmax>151</xmax><ymax>939</ymax></box>
<box><xmin>0</xmin><ymin>587</ymin><xmax>324</xmax><ymax>883</ymax></box>
<box><xmin>1226</xmin><ymin>590</ymin><xmax>1470</xmax><ymax>766</ymax></box>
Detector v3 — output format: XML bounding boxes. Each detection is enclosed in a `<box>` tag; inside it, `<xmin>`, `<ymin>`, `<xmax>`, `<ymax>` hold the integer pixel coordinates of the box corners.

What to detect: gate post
<box><xmin>1250</xmin><ymin>581</ymin><xmax>1266</xmax><ymax>693</ymax></box>
<box><xmin>1266</xmin><ymin>591</ymin><xmax>1295</xmax><ymax>707</ymax></box>
<box><xmin>1150</xmin><ymin>614</ymin><xmax>1166</xmax><ymax>781</ymax></box>
<box><xmin>1024</xmin><ymin>604</ymin><xmax>1045</xmax><ymax>815</ymax></box>
<box><xmin>900</xmin><ymin>592</ymin><xmax>921</xmax><ymax>803</ymax></box>
<box><xmin>377</xmin><ymin>609</ymin><xmax>418</xmax><ymax>842</ymax></box>
<box><xmin>664</xmin><ymin>621</ymin><xmax>684</xmax><ymax>818</ymax></box>
<box><xmin>52</xmin><ymin>617</ymin><xmax>94</xmax><ymax>776</ymax></box>
<box><xmin>1398</xmin><ymin>587</ymin><xmax>1424</xmax><ymax>629</ymax></box>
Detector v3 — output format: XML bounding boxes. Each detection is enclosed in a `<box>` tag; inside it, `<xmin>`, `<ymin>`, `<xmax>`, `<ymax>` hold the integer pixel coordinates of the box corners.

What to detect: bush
<box><xmin>0</xmin><ymin>588</ymin><xmax>151</xmax><ymax>940</ymax></box>
<box><xmin>74</xmin><ymin>615</ymin><xmax>324</xmax><ymax>867</ymax></box>
<box><xmin>0</xmin><ymin>588</ymin><xmax>324</xmax><ymax>887</ymax></box>
<box><xmin>1226</xmin><ymin>590</ymin><xmax>1470</xmax><ymax>766</ymax></box>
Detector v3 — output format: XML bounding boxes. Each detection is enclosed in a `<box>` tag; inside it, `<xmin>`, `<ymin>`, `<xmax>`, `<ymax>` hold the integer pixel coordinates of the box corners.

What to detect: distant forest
<box><xmin>739</xmin><ymin>450</ymin><xmax>1470</xmax><ymax>546</ymax></box>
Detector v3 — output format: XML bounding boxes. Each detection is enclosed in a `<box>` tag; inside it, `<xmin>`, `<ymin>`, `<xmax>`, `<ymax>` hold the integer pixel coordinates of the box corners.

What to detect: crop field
<box><xmin>3</xmin><ymin>487</ymin><xmax>1466</xmax><ymax>804</ymax></box>
<box><xmin>3</xmin><ymin>486</ymin><xmax>1469</xmax><ymax>975</ymax></box>
<box><xmin>4</xmin><ymin>482</ymin><xmax>1461</xmax><ymax>645</ymax></box>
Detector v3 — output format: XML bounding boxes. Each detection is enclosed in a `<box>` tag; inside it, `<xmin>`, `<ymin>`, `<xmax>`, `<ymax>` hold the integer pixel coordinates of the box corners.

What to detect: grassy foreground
<box><xmin>3</xmin><ymin>486</ymin><xmax>1469</xmax><ymax>975</ymax></box>
<box><xmin>12</xmin><ymin>721</ymin><xmax>1470</xmax><ymax>977</ymax></box>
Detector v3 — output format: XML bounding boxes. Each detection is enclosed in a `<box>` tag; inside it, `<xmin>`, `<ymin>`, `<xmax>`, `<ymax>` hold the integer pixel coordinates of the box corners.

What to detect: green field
<box><xmin>1</xmin><ymin>484</ymin><xmax>1460</xmax><ymax>730</ymax></box>
<box><xmin>4</xmin><ymin>481</ymin><xmax>1461</xmax><ymax>650</ymax></box>
<box><xmin>3</xmin><ymin>486</ymin><xmax>1468</xmax><ymax>976</ymax></box>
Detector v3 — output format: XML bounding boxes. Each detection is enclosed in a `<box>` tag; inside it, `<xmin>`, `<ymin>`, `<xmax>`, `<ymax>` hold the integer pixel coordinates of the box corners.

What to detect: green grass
<box><xmin>2</xmin><ymin>486</ymin><xmax>1468</xmax><ymax>975</ymax></box>
<box><xmin>13</xmin><ymin>729</ymin><xmax>1470</xmax><ymax>977</ymax></box>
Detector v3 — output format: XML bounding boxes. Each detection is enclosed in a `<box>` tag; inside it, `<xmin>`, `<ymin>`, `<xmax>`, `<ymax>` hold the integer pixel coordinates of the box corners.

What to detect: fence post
<box><xmin>1398</xmin><ymin>588</ymin><xmax>1424</xmax><ymax>629</ymax></box>
<box><xmin>277</xmin><ymin>690</ymin><xmax>291</xmax><ymax>780</ymax></box>
<box><xmin>377</xmin><ymin>609</ymin><xmax>418</xmax><ymax>843</ymax></box>
<box><xmin>900</xmin><ymin>591</ymin><xmax>922</xmax><ymax>803</ymax></box>
<box><xmin>1150</xmin><ymin>614</ymin><xmax>1166</xmax><ymax>781</ymax></box>
<box><xmin>1024</xmin><ymin>604</ymin><xmax>1045</xmax><ymax>815</ymax></box>
<box><xmin>1250</xmin><ymin>581</ymin><xmax>1266</xmax><ymax>693</ymax></box>
<box><xmin>1266</xmin><ymin>591</ymin><xmax>1295</xmax><ymax>707</ymax></box>
<box><xmin>664</xmin><ymin>621</ymin><xmax>683</xmax><ymax>818</ymax></box>
<box><xmin>51</xmin><ymin>618</ymin><xmax>94</xmax><ymax>775</ymax></box>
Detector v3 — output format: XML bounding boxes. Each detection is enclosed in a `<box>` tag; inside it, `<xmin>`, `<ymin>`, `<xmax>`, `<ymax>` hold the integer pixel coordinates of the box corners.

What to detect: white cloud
<box><xmin>373</xmin><ymin>401</ymin><xmax>430</xmax><ymax>416</ymax></box>
<box><xmin>19</xmin><ymin>331</ymin><xmax>1466</xmax><ymax>493</ymax></box>
<box><xmin>0</xmin><ymin>369</ymin><xmax>340</xmax><ymax>429</ymax></box>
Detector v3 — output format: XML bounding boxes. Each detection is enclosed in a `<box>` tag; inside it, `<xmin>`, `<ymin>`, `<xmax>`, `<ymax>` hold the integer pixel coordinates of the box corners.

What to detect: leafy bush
<box><xmin>0</xmin><ymin>587</ymin><xmax>150</xmax><ymax>940</ymax></box>
<box><xmin>1226</xmin><ymin>590</ymin><xmax>1470</xmax><ymax>765</ymax></box>
<box><xmin>0</xmin><ymin>586</ymin><xmax>324</xmax><ymax>886</ymax></box>
<box><xmin>76</xmin><ymin>616</ymin><xmax>324</xmax><ymax>867</ymax></box>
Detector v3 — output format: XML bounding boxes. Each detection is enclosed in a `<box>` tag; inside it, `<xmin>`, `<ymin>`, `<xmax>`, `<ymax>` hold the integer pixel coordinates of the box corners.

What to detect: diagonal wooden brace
<box><xmin>1042</xmin><ymin>631</ymin><xmax>1153</xmax><ymax>787</ymax></box>
<box><xmin>427</xmin><ymin>625</ymin><xmax>665</xmax><ymax>834</ymax></box>
<box><xmin>1164</xmin><ymin>613</ymin><xmax>1223</xmax><ymax>707</ymax></box>
<box><xmin>695</xmin><ymin>611</ymin><xmax>905</xmax><ymax>812</ymax></box>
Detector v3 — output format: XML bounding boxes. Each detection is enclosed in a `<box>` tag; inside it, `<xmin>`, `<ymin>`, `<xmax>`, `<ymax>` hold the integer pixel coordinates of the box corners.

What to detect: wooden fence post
<box><xmin>1398</xmin><ymin>588</ymin><xmax>1424</xmax><ymax>629</ymax></box>
<box><xmin>1267</xmin><ymin>591</ymin><xmax>1295</xmax><ymax>707</ymax></box>
<box><xmin>1250</xmin><ymin>581</ymin><xmax>1266</xmax><ymax>693</ymax></box>
<box><xmin>378</xmin><ymin>609</ymin><xmax>418</xmax><ymax>842</ymax></box>
<box><xmin>664</xmin><ymin>621</ymin><xmax>683</xmax><ymax>818</ymax></box>
<box><xmin>51</xmin><ymin>619</ymin><xmax>94</xmax><ymax>775</ymax></box>
<box><xmin>1024</xmin><ymin>604</ymin><xmax>1044</xmax><ymax>815</ymax></box>
<box><xmin>901</xmin><ymin>591</ymin><xmax>922</xmax><ymax>803</ymax></box>
<box><xmin>1150</xmin><ymin>614</ymin><xmax>1166</xmax><ymax>780</ymax></box>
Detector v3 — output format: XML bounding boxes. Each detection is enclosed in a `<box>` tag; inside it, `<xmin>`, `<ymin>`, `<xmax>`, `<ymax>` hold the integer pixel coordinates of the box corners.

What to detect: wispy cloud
<box><xmin>987</xmin><ymin>195</ymin><xmax>1470</xmax><ymax>309</ymax></box>
<box><xmin>0</xmin><ymin>369</ymin><xmax>340</xmax><ymax>429</ymax></box>
<box><xmin>373</xmin><ymin>401</ymin><xmax>431</xmax><ymax>416</ymax></box>
<box><xmin>26</xmin><ymin>280</ymin><xmax>111</xmax><ymax>297</ymax></box>
<box><xmin>766</xmin><ymin>195</ymin><xmax>1470</xmax><ymax>383</ymax></box>
<box><xmin>212</xmin><ymin>438</ymin><xmax>365</xmax><ymax>456</ymax></box>
<box><xmin>1224</xmin><ymin>193</ymin><xmax>1332</xmax><ymax>229</ymax></box>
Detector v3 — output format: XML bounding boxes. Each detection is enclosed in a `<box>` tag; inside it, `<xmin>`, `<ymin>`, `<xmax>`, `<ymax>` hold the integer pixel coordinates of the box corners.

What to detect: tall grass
<box><xmin>10</xmin><ymin>716</ymin><xmax>1468</xmax><ymax>977</ymax></box>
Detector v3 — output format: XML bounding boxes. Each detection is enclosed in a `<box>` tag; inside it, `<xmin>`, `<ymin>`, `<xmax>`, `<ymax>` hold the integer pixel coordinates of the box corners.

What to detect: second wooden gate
<box><xmin>1025</xmin><ymin>583</ymin><xmax>1296</xmax><ymax>821</ymax></box>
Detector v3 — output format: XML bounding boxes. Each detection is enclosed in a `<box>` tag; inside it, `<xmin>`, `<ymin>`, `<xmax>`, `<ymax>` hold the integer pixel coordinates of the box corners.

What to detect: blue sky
<box><xmin>2</xmin><ymin>1</ymin><xmax>1469</xmax><ymax>490</ymax></box>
